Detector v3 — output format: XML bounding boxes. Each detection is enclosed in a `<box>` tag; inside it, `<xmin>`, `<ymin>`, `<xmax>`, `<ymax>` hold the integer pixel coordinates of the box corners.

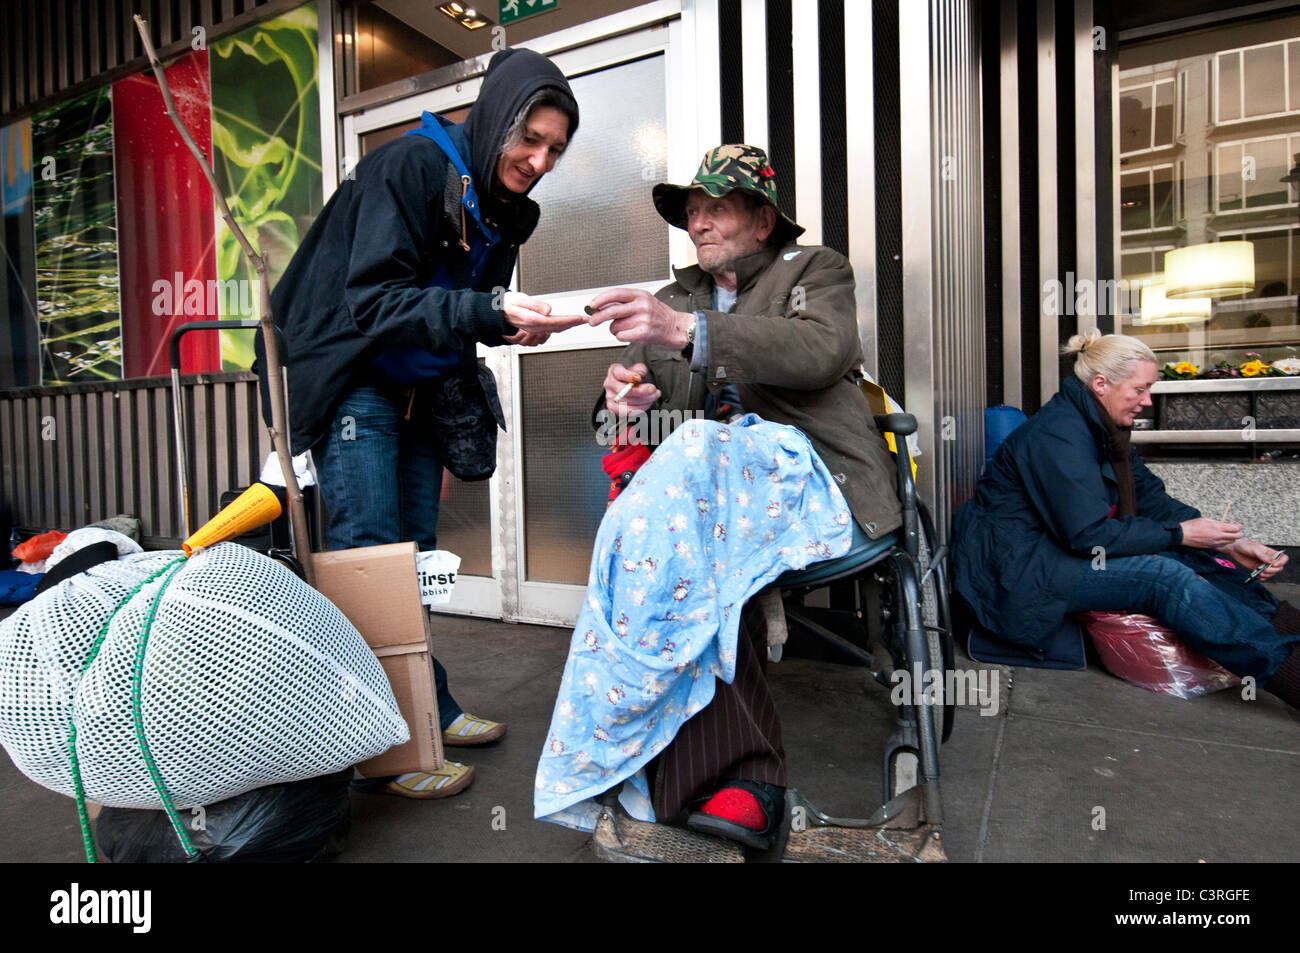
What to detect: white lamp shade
<box><xmin>1138</xmin><ymin>283</ymin><xmax>1212</xmax><ymax>324</ymax></box>
<box><xmin>1164</xmin><ymin>241</ymin><xmax>1254</xmax><ymax>299</ymax></box>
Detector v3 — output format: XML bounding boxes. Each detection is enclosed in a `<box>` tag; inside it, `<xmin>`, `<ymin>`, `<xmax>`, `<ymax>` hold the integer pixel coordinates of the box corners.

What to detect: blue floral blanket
<box><xmin>534</xmin><ymin>414</ymin><xmax>854</xmax><ymax>831</ymax></box>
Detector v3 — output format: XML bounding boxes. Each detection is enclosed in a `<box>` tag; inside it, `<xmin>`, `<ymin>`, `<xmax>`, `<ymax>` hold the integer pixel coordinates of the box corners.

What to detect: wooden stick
<box><xmin>133</xmin><ymin>14</ymin><xmax>314</xmax><ymax>585</ymax></box>
<box><xmin>1220</xmin><ymin>501</ymin><xmax>1233</xmax><ymax>522</ymax></box>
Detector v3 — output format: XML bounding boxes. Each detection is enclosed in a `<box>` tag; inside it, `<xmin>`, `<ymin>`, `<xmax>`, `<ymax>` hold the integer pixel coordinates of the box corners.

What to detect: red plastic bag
<box><xmin>1078</xmin><ymin>610</ymin><xmax>1240</xmax><ymax>699</ymax></box>
<box><xmin>11</xmin><ymin>530</ymin><xmax>67</xmax><ymax>564</ymax></box>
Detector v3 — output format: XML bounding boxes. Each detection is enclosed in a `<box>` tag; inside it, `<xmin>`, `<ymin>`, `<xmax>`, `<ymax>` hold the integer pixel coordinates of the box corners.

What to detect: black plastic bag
<box><xmin>95</xmin><ymin>768</ymin><xmax>352</xmax><ymax>863</ymax></box>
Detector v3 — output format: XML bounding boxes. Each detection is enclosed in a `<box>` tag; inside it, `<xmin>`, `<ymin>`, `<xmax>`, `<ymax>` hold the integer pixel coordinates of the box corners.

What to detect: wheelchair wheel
<box><xmin>879</xmin><ymin>549</ymin><xmax>945</xmax><ymax>806</ymax></box>
<box><xmin>918</xmin><ymin>501</ymin><xmax>956</xmax><ymax>743</ymax></box>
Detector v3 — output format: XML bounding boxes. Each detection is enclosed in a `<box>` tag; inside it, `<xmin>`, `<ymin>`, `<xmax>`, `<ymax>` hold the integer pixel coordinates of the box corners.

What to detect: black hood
<box><xmin>463</xmin><ymin>49</ymin><xmax>577</xmax><ymax>205</ymax></box>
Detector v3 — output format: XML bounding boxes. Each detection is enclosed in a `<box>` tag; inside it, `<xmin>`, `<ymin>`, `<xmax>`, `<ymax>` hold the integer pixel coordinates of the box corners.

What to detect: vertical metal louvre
<box><xmin>0</xmin><ymin>375</ymin><xmax>271</xmax><ymax>547</ymax></box>
<box><xmin>930</xmin><ymin>0</ymin><xmax>986</xmax><ymax>530</ymax></box>
<box><xmin>1</xmin><ymin>0</ymin><xmax>296</xmax><ymax>120</ymax></box>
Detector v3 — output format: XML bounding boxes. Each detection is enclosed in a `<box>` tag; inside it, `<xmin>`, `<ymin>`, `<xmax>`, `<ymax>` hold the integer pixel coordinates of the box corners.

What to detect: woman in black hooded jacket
<box><xmin>263</xmin><ymin>49</ymin><xmax>582</xmax><ymax>797</ymax></box>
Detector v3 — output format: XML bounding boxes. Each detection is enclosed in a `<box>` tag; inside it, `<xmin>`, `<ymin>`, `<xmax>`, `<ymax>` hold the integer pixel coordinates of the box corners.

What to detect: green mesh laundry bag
<box><xmin>0</xmin><ymin>543</ymin><xmax>408</xmax><ymax>810</ymax></box>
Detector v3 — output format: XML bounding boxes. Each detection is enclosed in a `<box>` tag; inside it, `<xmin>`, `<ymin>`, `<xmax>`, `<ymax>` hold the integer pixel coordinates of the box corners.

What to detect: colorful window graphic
<box><xmin>113</xmin><ymin>50</ymin><xmax>220</xmax><ymax>377</ymax></box>
<box><xmin>2</xmin><ymin>117</ymin><xmax>39</xmax><ymax>388</ymax></box>
<box><xmin>32</xmin><ymin>90</ymin><xmax>121</xmax><ymax>384</ymax></box>
<box><xmin>210</xmin><ymin>3</ymin><xmax>323</xmax><ymax>370</ymax></box>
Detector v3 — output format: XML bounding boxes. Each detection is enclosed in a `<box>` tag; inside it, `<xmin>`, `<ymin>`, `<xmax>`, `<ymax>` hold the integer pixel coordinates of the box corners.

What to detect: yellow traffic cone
<box><xmin>182</xmin><ymin>483</ymin><xmax>282</xmax><ymax>556</ymax></box>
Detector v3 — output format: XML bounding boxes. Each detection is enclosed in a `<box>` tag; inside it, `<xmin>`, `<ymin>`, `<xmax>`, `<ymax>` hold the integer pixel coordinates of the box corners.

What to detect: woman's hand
<box><xmin>1179</xmin><ymin>517</ymin><xmax>1243</xmax><ymax>549</ymax></box>
<box><xmin>501</xmin><ymin>292</ymin><xmax>585</xmax><ymax>342</ymax></box>
<box><xmin>1220</xmin><ymin>538</ymin><xmax>1288</xmax><ymax>580</ymax></box>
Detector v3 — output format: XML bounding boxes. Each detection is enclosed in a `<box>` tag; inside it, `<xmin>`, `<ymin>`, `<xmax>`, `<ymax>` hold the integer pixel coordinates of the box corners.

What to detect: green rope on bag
<box><xmin>129</xmin><ymin>558</ymin><xmax>199</xmax><ymax>860</ymax></box>
<box><xmin>65</xmin><ymin>555</ymin><xmax>189</xmax><ymax>863</ymax></box>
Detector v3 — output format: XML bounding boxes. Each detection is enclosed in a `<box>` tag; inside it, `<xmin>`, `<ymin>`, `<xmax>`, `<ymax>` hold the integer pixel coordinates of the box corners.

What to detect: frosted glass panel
<box><xmin>519</xmin><ymin>55</ymin><xmax>669</xmax><ymax>295</ymax></box>
<box><xmin>432</xmin><ymin>357</ymin><xmax>492</xmax><ymax>576</ymax></box>
<box><xmin>520</xmin><ymin>347</ymin><xmax>622</xmax><ymax>584</ymax></box>
<box><xmin>437</xmin><ymin>474</ymin><xmax>491</xmax><ymax>576</ymax></box>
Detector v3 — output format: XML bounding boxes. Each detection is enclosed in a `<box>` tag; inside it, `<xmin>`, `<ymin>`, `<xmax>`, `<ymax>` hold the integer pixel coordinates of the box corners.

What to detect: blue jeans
<box><xmin>1064</xmin><ymin>550</ymin><xmax>1295</xmax><ymax>681</ymax></box>
<box><xmin>315</xmin><ymin>382</ymin><xmax>462</xmax><ymax>726</ymax></box>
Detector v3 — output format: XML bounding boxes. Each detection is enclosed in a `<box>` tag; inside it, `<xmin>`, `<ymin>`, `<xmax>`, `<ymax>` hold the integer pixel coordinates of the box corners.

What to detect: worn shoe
<box><xmin>442</xmin><ymin>713</ymin><xmax>508</xmax><ymax>747</ymax></box>
<box><xmin>685</xmin><ymin>780</ymin><xmax>785</xmax><ymax>850</ymax></box>
<box><xmin>372</xmin><ymin>763</ymin><xmax>475</xmax><ymax>799</ymax></box>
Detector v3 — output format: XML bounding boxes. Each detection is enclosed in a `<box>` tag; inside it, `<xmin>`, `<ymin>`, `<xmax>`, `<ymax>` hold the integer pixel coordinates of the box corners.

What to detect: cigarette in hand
<box><xmin>614</xmin><ymin>373</ymin><xmax>642</xmax><ymax>402</ymax></box>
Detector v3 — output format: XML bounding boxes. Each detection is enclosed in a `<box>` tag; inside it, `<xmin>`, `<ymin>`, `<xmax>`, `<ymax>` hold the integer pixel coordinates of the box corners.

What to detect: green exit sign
<box><xmin>500</xmin><ymin>0</ymin><xmax>558</xmax><ymax>27</ymax></box>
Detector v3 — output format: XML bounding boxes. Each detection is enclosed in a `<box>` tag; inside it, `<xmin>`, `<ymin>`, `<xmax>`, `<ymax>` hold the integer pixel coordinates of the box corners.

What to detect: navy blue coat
<box><xmin>952</xmin><ymin>375</ymin><xmax>1203</xmax><ymax>654</ymax></box>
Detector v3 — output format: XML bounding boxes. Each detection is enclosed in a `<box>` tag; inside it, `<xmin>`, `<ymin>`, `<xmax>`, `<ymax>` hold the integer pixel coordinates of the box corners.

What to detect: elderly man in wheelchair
<box><xmin>534</xmin><ymin>146</ymin><xmax>951</xmax><ymax>860</ymax></box>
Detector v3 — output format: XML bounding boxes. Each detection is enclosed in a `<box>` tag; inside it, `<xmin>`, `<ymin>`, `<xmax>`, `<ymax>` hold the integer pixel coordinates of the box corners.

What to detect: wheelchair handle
<box><xmin>874</xmin><ymin>413</ymin><xmax>920</xmax><ymax>559</ymax></box>
<box><xmin>873</xmin><ymin>413</ymin><xmax>917</xmax><ymax>438</ymax></box>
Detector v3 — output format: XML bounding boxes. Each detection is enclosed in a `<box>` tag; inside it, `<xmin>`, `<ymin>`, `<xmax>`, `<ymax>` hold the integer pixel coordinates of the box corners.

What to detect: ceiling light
<box><xmin>1164</xmin><ymin>241</ymin><xmax>1254</xmax><ymax>299</ymax></box>
<box><xmin>439</xmin><ymin>2</ymin><xmax>490</xmax><ymax>29</ymax></box>
<box><xmin>1138</xmin><ymin>282</ymin><xmax>1211</xmax><ymax>324</ymax></box>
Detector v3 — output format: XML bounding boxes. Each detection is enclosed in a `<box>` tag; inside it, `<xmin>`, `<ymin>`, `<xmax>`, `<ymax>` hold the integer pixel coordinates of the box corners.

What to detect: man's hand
<box><xmin>1180</xmin><ymin>517</ymin><xmax>1244</xmax><ymax>549</ymax></box>
<box><xmin>502</xmin><ymin>292</ymin><xmax>585</xmax><ymax>345</ymax></box>
<box><xmin>587</xmin><ymin>288</ymin><xmax>693</xmax><ymax>349</ymax></box>
<box><xmin>1220</xmin><ymin>538</ymin><xmax>1288</xmax><ymax>580</ymax></box>
<box><xmin>604</xmin><ymin>362</ymin><xmax>659</xmax><ymax>415</ymax></box>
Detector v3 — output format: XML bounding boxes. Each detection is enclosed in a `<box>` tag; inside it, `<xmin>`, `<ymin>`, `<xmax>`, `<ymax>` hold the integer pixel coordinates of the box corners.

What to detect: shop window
<box><xmin>1119</xmin><ymin>15</ymin><xmax>1300</xmax><ymax>372</ymax></box>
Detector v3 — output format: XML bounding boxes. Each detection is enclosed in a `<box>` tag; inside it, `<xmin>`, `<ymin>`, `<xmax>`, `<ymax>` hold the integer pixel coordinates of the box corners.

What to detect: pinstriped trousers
<box><xmin>651</xmin><ymin>601</ymin><xmax>786</xmax><ymax>822</ymax></box>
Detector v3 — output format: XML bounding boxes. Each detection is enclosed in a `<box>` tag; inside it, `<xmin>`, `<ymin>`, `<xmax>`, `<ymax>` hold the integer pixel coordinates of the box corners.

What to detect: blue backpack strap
<box><xmin>404</xmin><ymin>112</ymin><xmax>500</xmax><ymax>247</ymax></box>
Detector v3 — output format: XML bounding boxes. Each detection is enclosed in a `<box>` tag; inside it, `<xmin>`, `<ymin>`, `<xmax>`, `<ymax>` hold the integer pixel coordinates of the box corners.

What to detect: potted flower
<box><xmin>1160</xmin><ymin>361</ymin><xmax>1200</xmax><ymax>380</ymax></box>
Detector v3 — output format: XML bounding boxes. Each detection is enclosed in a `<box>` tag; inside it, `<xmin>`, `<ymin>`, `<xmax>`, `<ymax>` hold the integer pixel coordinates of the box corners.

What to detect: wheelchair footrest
<box><xmin>783</xmin><ymin>824</ymin><xmax>946</xmax><ymax>863</ymax></box>
<box><xmin>590</xmin><ymin>788</ymin><xmax>946</xmax><ymax>863</ymax></box>
<box><xmin>592</xmin><ymin>806</ymin><xmax>746</xmax><ymax>863</ymax></box>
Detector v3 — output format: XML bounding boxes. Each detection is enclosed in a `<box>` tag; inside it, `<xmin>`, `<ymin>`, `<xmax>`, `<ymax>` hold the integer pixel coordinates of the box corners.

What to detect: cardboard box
<box><xmin>312</xmin><ymin>543</ymin><xmax>444</xmax><ymax>777</ymax></box>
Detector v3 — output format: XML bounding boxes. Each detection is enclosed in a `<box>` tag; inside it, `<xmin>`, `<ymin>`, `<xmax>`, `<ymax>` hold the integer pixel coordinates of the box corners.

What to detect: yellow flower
<box><xmin>1173</xmin><ymin>361</ymin><xmax>1199</xmax><ymax>375</ymax></box>
<box><xmin>1240</xmin><ymin>360</ymin><xmax>1268</xmax><ymax>377</ymax></box>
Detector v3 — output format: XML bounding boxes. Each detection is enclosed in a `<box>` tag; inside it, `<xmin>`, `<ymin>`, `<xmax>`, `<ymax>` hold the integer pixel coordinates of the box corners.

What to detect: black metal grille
<box><xmin>1016</xmin><ymin>0</ymin><xmax>1040</xmax><ymax>414</ymax></box>
<box><xmin>719</xmin><ymin>0</ymin><xmax>745</xmax><ymax>145</ymax></box>
<box><xmin>874</xmin><ymin>0</ymin><xmax>904</xmax><ymax>400</ymax></box>
<box><xmin>766</xmin><ymin>0</ymin><xmax>796</xmax><ymax>217</ymax></box>
<box><xmin>818</xmin><ymin>0</ymin><xmax>847</xmax><ymax>257</ymax></box>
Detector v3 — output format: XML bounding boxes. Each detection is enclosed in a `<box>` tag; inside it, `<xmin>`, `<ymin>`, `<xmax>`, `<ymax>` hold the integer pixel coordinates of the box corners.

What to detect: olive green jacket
<box><xmin>616</xmin><ymin>243</ymin><xmax>902</xmax><ymax>538</ymax></box>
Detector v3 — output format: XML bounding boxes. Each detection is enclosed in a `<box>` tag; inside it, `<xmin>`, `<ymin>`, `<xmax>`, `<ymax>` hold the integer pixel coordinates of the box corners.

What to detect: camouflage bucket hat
<box><xmin>652</xmin><ymin>144</ymin><xmax>804</xmax><ymax>245</ymax></box>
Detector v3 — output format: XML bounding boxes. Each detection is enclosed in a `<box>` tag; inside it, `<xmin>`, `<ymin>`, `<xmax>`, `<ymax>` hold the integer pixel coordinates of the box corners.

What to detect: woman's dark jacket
<box><xmin>258</xmin><ymin>49</ymin><xmax>574</xmax><ymax>454</ymax></box>
<box><xmin>952</xmin><ymin>374</ymin><xmax>1204</xmax><ymax>653</ymax></box>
